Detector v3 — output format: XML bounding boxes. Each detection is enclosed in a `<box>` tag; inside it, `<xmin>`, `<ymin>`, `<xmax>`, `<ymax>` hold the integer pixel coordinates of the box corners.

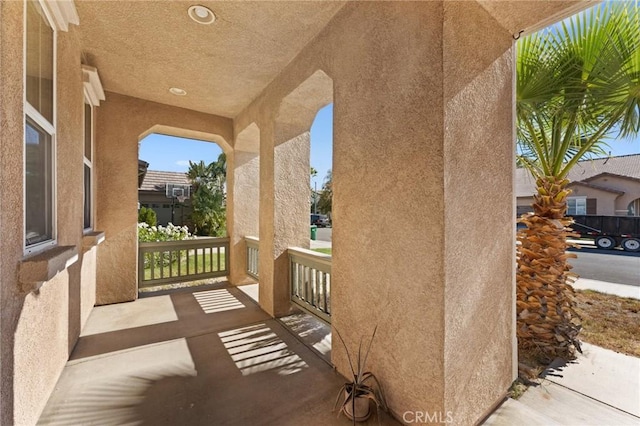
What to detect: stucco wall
<box><xmin>80</xmin><ymin>247</ymin><xmax>98</xmax><ymax>328</ymax></box>
<box><xmin>0</xmin><ymin>3</ymin><xmax>24</xmax><ymax>424</ymax></box>
<box><xmin>232</xmin><ymin>1</ymin><xmax>527</xmax><ymax>422</ymax></box>
<box><xmin>14</xmin><ymin>271</ymin><xmax>70</xmax><ymax>426</ymax></box>
<box><xmin>442</xmin><ymin>2</ymin><xmax>516</xmax><ymax>422</ymax></box>
<box><xmin>0</xmin><ymin>3</ymin><xmax>100</xmax><ymax>423</ymax></box>
<box><xmin>95</xmin><ymin>93</ymin><xmax>233</xmax><ymax>305</ymax></box>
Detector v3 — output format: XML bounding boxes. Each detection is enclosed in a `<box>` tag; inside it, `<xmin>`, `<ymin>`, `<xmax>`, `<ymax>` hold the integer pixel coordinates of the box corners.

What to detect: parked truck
<box><xmin>571</xmin><ymin>215</ymin><xmax>640</xmax><ymax>252</ymax></box>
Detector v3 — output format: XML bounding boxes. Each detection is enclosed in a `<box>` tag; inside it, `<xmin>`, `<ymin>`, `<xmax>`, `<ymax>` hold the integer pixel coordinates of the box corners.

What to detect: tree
<box><xmin>516</xmin><ymin>2</ymin><xmax>640</xmax><ymax>361</ymax></box>
<box><xmin>187</xmin><ymin>153</ymin><xmax>227</xmax><ymax>236</ymax></box>
<box><xmin>318</xmin><ymin>169</ymin><xmax>332</xmax><ymax>215</ymax></box>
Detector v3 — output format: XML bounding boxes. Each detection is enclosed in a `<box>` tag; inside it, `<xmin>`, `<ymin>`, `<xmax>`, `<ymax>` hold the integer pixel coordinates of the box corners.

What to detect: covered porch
<box><xmin>0</xmin><ymin>1</ymin><xmax>600</xmax><ymax>425</ymax></box>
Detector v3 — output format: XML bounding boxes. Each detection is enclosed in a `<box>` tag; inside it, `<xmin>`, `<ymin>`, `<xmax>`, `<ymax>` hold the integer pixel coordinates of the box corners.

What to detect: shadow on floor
<box><xmin>39</xmin><ymin>282</ymin><xmax>398</xmax><ymax>425</ymax></box>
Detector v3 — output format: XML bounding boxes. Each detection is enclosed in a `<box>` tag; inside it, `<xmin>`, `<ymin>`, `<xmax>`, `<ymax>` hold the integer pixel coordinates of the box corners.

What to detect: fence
<box><xmin>138</xmin><ymin>237</ymin><xmax>229</xmax><ymax>288</ymax></box>
<box><xmin>289</xmin><ymin>247</ymin><xmax>331</xmax><ymax>323</ymax></box>
<box><xmin>245</xmin><ymin>236</ymin><xmax>259</xmax><ymax>279</ymax></box>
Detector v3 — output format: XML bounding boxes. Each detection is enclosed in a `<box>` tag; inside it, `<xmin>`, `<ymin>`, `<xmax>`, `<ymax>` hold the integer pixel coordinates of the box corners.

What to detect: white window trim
<box><xmin>23</xmin><ymin>0</ymin><xmax>57</xmax><ymax>256</ymax></box>
<box><xmin>83</xmin><ymin>91</ymin><xmax>94</xmax><ymax>232</ymax></box>
<box><xmin>567</xmin><ymin>196</ymin><xmax>587</xmax><ymax>216</ymax></box>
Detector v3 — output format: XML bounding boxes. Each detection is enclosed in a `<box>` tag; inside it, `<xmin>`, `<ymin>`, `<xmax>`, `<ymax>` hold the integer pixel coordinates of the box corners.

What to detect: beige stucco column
<box><xmin>328</xmin><ymin>2</ymin><xmax>515</xmax><ymax>424</ymax></box>
<box><xmin>258</xmin><ymin>124</ymin><xmax>310</xmax><ymax>317</ymax></box>
<box><xmin>227</xmin><ymin>123</ymin><xmax>260</xmax><ymax>284</ymax></box>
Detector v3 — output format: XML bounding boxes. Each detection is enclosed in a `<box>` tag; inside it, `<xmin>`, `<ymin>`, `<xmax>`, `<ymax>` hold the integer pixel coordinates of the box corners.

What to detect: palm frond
<box><xmin>517</xmin><ymin>1</ymin><xmax>640</xmax><ymax>179</ymax></box>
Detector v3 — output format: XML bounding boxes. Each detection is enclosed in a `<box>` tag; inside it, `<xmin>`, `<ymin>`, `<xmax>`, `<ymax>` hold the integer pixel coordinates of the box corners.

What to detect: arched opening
<box><xmin>137</xmin><ymin>129</ymin><xmax>229</xmax><ymax>294</ymax></box>
<box><xmin>262</xmin><ymin>70</ymin><xmax>333</xmax><ymax>339</ymax></box>
<box><xmin>274</xmin><ymin>70</ymin><xmax>333</xmax><ymax>248</ymax></box>
<box><xmin>138</xmin><ymin>132</ymin><xmax>225</xmax><ymax>233</ymax></box>
<box><xmin>310</xmin><ymin>103</ymin><xmax>333</xmax><ymax>248</ymax></box>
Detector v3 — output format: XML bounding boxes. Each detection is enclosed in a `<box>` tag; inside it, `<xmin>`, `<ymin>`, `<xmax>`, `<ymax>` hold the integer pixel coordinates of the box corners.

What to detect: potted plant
<box><xmin>334</xmin><ymin>325</ymin><xmax>387</xmax><ymax>423</ymax></box>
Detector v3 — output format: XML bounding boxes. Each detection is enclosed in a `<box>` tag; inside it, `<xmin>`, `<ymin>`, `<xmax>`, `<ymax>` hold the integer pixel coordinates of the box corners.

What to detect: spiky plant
<box><xmin>333</xmin><ymin>326</ymin><xmax>387</xmax><ymax>424</ymax></box>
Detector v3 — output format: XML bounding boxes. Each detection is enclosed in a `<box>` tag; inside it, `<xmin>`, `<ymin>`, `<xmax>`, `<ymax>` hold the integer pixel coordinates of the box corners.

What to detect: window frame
<box><xmin>83</xmin><ymin>92</ymin><xmax>94</xmax><ymax>231</ymax></box>
<box><xmin>23</xmin><ymin>0</ymin><xmax>58</xmax><ymax>255</ymax></box>
<box><xmin>567</xmin><ymin>196</ymin><xmax>587</xmax><ymax>216</ymax></box>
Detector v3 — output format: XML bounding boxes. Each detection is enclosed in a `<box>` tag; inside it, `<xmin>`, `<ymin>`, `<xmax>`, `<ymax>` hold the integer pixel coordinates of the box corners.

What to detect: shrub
<box><xmin>138</xmin><ymin>223</ymin><xmax>193</xmax><ymax>268</ymax></box>
<box><xmin>138</xmin><ymin>206</ymin><xmax>157</xmax><ymax>227</ymax></box>
<box><xmin>138</xmin><ymin>222</ymin><xmax>191</xmax><ymax>242</ymax></box>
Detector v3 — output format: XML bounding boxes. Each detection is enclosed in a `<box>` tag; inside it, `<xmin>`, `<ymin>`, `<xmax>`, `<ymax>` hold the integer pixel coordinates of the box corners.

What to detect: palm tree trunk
<box><xmin>516</xmin><ymin>176</ymin><xmax>582</xmax><ymax>361</ymax></box>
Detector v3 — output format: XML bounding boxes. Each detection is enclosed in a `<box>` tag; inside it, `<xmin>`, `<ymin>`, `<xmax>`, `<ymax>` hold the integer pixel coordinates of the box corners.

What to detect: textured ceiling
<box><xmin>75</xmin><ymin>1</ymin><xmax>345</xmax><ymax>118</ymax></box>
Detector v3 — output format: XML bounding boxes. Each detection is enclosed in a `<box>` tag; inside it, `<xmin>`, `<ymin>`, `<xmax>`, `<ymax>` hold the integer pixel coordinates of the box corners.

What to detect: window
<box><xmin>628</xmin><ymin>199</ymin><xmax>640</xmax><ymax>217</ymax></box>
<box><xmin>567</xmin><ymin>197</ymin><xmax>586</xmax><ymax>216</ymax></box>
<box><xmin>83</xmin><ymin>101</ymin><xmax>93</xmax><ymax>230</ymax></box>
<box><xmin>25</xmin><ymin>0</ymin><xmax>56</xmax><ymax>253</ymax></box>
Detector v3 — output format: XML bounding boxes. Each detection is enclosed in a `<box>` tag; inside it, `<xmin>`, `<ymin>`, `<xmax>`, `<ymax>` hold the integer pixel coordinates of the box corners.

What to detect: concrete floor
<box><xmin>38</xmin><ymin>282</ymin><xmax>398</xmax><ymax>425</ymax></box>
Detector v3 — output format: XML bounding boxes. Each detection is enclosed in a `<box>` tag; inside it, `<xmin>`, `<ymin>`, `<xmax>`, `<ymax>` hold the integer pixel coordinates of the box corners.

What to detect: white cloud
<box><xmin>176</xmin><ymin>160</ymin><xmax>190</xmax><ymax>167</ymax></box>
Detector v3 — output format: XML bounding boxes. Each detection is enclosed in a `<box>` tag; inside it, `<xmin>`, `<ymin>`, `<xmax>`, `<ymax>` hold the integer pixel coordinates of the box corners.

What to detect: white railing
<box><xmin>138</xmin><ymin>237</ymin><xmax>229</xmax><ymax>288</ymax></box>
<box><xmin>245</xmin><ymin>236</ymin><xmax>259</xmax><ymax>279</ymax></box>
<box><xmin>289</xmin><ymin>247</ymin><xmax>331</xmax><ymax>323</ymax></box>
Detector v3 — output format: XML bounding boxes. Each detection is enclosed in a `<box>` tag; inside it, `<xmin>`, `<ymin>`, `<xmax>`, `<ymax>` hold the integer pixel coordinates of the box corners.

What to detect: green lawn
<box><xmin>144</xmin><ymin>251</ymin><xmax>226</xmax><ymax>280</ymax></box>
<box><xmin>312</xmin><ymin>248</ymin><xmax>332</xmax><ymax>255</ymax></box>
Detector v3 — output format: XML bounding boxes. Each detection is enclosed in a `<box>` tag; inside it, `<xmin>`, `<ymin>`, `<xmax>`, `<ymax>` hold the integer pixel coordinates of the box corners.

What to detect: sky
<box><xmin>139</xmin><ymin>104</ymin><xmax>334</xmax><ymax>189</ymax></box>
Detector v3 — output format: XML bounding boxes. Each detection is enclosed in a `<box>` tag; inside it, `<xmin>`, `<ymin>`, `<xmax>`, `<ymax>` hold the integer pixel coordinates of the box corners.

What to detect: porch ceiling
<box><xmin>476</xmin><ymin>0</ymin><xmax>600</xmax><ymax>36</ymax></box>
<box><xmin>75</xmin><ymin>1</ymin><xmax>345</xmax><ymax>118</ymax></box>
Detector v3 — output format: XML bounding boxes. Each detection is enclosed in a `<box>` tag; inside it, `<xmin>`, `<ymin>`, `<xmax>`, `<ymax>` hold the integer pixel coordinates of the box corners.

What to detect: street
<box><xmin>315</xmin><ymin>226</ymin><xmax>332</xmax><ymax>242</ymax></box>
<box><xmin>314</xmin><ymin>227</ymin><xmax>638</xmax><ymax>286</ymax></box>
<box><xmin>569</xmin><ymin>249</ymin><xmax>640</xmax><ymax>286</ymax></box>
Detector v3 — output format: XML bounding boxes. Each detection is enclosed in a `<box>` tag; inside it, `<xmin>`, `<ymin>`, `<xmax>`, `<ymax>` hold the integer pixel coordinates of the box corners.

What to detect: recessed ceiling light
<box><xmin>188</xmin><ymin>5</ymin><xmax>215</xmax><ymax>25</ymax></box>
<box><xmin>169</xmin><ymin>87</ymin><xmax>187</xmax><ymax>96</ymax></box>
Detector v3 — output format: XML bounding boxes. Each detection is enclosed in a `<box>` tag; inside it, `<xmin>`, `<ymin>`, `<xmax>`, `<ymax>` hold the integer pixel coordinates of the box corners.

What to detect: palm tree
<box><xmin>516</xmin><ymin>1</ymin><xmax>640</xmax><ymax>361</ymax></box>
<box><xmin>187</xmin><ymin>153</ymin><xmax>227</xmax><ymax>236</ymax></box>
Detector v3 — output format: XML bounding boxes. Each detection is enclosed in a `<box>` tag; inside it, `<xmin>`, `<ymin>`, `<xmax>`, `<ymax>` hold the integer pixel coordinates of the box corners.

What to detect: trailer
<box><xmin>571</xmin><ymin>215</ymin><xmax>640</xmax><ymax>252</ymax></box>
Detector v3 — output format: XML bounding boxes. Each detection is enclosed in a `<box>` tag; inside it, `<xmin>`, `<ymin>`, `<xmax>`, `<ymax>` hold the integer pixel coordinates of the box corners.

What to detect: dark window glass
<box><xmin>84</xmin><ymin>164</ymin><xmax>91</xmax><ymax>229</ymax></box>
<box><xmin>26</xmin><ymin>0</ymin><xmax>54</xmax><ymax>123</ymax></box>
<box><xmin>25</xmin><ymin>117</ymin><xmax>53</xmax><ymax>246</ymax></box>
<box><xmin>84</xmin><ymin>103</ymin><xmax>92</xmax><ymax>160</ymax></box>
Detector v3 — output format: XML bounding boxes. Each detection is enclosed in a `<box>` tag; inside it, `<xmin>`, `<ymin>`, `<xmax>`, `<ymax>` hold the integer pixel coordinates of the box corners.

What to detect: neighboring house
<box><xmin>138</xmin><ymin>170</ymin><xmax>192</xmax><ymax>226</ymax></box>
<box><xmin>516</xmin><ymin>154</ymin><xmax>640</xmax><ymax>216</ymax></box>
